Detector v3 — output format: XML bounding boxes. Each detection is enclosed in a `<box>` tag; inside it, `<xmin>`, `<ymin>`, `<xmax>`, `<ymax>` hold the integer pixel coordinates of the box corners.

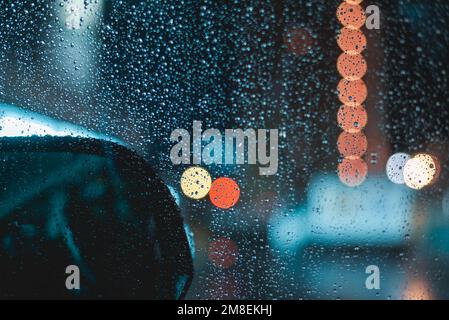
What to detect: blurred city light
<box><xmin>306</xmin><ymin>175</ymin><xmax>414</xmax><ymax>245</ymax></box>
<box><xmin>268</xmin><ymin>206</ymin><xmax>308</xmax><ymax>252</ymax></box>
<box><xmin>338</xmin><ymin>79</ymin><xmax>368</xmax><ymax>106</ymax></box>
<box><xmin>337</xmin><ymin>104</ymin><xmax>368</xmax><ymax>133</ymax></box>
<box><xmin>337</xmin><ymin>131</ymin><xmax>368</xmax><ymax>158</ymax></box>
<box><xmin>0</xmin><ymin>103</ymin><xmax>122</xmax><ymax>144</ymax></box>
<box><xmin>337</xmin><ymin>53</ymin><xmax>368</xmax><ymax>80</ymax></box>
<box><xmin>337</xmin><ymin>2</ymin><xmax>366</xmax><ymax>29</ymax></box>
<box><xmin>336</xmin><ymin>0</ymin><xmax>369</xmax><ymax>189</ymax></box>
<box><xmin>403</xmin><ymin>279</ymin><xmax>433</xmax><ymax>300</ymax></box>
<box><xmin>61</xmin><ymin>0</ymin><xmax>102</xmax><ymax>30</ymax></box>
<box><xmin>403</xmin><ymin>153</ymin><xmax>440</xmax><ymax>190</ymax></box>
<box><xmin>337</xmin><ymin>27</ymin><xmax>367</xmax><ymax>54</ymax></box>
<box><xmin>209</xmin><ymin>177</ymin><xmax>240</xmax><ymax>209</ymax></box>
<box><xmin>386</xmin><ymin>153</ymin><xmax>410</xmax><ymax>185</ymax></box>
<box><xmin>338</xmin><ymin>156</ymin><xmax>368</xmax><ymax>187</ymax></box>
<box><xmin>180</xmin><ymin>166</ymin><xmax>212</xmax><ymax>200</ymax></box>
<box><xmin>269</xmin><ymin>175</ymin><xmax>414</xmax><ymax>252</ymax></box>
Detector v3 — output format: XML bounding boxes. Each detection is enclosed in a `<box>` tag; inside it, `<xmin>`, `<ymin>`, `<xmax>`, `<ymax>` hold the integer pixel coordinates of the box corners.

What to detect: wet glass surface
<box><xmin>1</xmin><ymin>0</ymin><xmax>449</xmax><ymax>299</ymax></box>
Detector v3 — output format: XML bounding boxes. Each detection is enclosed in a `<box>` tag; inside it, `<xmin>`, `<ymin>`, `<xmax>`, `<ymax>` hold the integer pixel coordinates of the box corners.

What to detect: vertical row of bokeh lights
<box><xmin>335</xmin><ymin>0</ymin><xmax>441</xmax><ymax>189</ymax></box>
<box><xmin>336</xmin><ymin>0</ymin><xmax>369</xmax><ymax>187</ymax></box>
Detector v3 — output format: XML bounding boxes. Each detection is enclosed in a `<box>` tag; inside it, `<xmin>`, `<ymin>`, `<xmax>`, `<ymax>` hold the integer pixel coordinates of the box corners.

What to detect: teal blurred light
<box><xmin>269</xmin><ymin>174</ymin><xmax>415</xmax><ymax>252</ymax></box>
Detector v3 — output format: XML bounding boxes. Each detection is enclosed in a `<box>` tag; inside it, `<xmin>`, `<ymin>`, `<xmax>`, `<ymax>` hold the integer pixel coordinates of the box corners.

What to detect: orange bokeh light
<box><xmin>403</xmin><ymin>279</ymin><xmax>432</xmax><ymax>300</ymax></box>
<box><xmin>337</xmin><ymin>131</ymin><xmax>368</xmax><ymax>157</ymax></box>
<box><xmin>337</xmin><ymin>2</ymin><xmax>366</xmax><ymax>29</ymax></box>
<box><xmin>209</xmin><ymin>177</ymin><xmax>240</xmax><ymax>209</ymax></box>
<box><xmin>338</xmin><ymin>78</ymin><xmax>367</xmax><ymax>105</ymax></box>
<box><xmin>337</xmin><ymin>104</ymin><xmax>368</xmax><ymax>133</ymax></box>
<box><xmin>338</xmin><ymin>157</ymin><xmax>368</xmax><ymax>187</ymax></box>
<box><xmin>337</xmin><ymin>52</ymin><xmax>367</xmax><ymax>80</ymax></box>
<box><xmin>337</xmin><ymin>27</ymin><xmax>367</xmax><ymax>54</ymax></box>
<box><xmin>337</xmin><ymin>0</ymin><xmax>368</xmax><ymax>187</ymax></box>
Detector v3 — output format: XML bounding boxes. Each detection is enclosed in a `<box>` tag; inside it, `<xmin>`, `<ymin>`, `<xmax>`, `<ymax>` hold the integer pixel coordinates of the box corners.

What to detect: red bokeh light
<box><xmin>209</xmin><ymin>177</ymin><xmax>240</xmax><ymax>209</ymax></box>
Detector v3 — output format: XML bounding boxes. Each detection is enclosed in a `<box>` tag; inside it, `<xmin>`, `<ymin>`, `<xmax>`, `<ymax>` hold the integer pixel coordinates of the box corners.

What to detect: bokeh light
<box><xmin>268</xmin><ymin>206</ymin><xmax>308</xmax><ymax>252</ymax></box>
<box><xmin>209</xmin><ymin>177</ymin><xmax>240</xmax><ymax>209</ymax></box>
<box><xmin>337</xmin><ymin>27</ymin><xmax>367</xmax><ymax>54</ymax></box>
<box><xmin>337</xmin><ymin>104</ymin><xmax>368</xmax><ymax>133</ymax></box>
<box><xmin>386</xmin><ymin>153</ymin><xmax>410</xmax><ymax>185</ymax></box>
<box><xmin>345</xmin><ymin>0</ymin><xmax>363</xmax><ymax>5</ymax></box>
<box><xmin>403</xmin><ymin>279</ymin><xmax>432</xmax><ymax>300</ymax></box>
<box><xmin>337</xmin><ymin>131</ymin><xmax>368</xmax><ymax>157</ymax></box>
<box><xmin>284</xmin><ymin>27</ymin><xmax>313</xmax><ymax>56</ymax></box>
<box><xmin>208</xmin><ymin>237</ymin><xmax>238</xmax><ymax>269</ymax></box>
<box><xmin>337</xmin><ymin>52</ymin><xmax>367</xmax><ymax>80</ymax></box>
<box><xmin>338</xmin><ymin>78</ymin><xmax>367</xmax><ymax>106</ymax></box>
<box><xmin>338</xmin><ymin>157</ymin><xmax>368</xmax><ymax>187</ymax></box>
<box><xmin>180</xmin><ymin>166</ymin><xmax>212</xmax><ymax>200</ymax></box>
<box><xmin>337</xmin><ymin>0</ymin><xmax>368</xmax><ymax>188</ymax></box>
<box><xmin>403</xmin><ymin>153</ymin><xmax>440</xmax><ymax>190</ymax></box>
<box><xmin>337</xmin><ymin>2</ymin><xmax>366</xmax><ymax>29</ymax></box>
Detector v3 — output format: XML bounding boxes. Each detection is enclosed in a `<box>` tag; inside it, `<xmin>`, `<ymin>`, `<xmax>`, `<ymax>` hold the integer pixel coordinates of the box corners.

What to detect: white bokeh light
<box><xmin>386</xmin><ymin>152</ymin><xmax>410</xmax><ymax>184</ymax></box>
<box><xmin>403</xmin><ymin>154</ymin><xmax>439</xmax><ymax>190</ymax></box>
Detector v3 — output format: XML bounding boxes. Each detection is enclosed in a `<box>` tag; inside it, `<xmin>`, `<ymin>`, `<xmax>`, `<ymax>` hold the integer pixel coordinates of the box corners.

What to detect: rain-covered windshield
<box><xmin>1</xmin><ymin>0</ymin><xmax>449</xmax><ymax>300</ymax></box>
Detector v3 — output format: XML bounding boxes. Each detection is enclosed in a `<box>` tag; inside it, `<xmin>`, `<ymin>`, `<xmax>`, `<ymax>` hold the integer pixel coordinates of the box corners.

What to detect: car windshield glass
<box><xmin>1</xmin><ymin>0</ymin><xmax>449</xmax><ymax>300</ymax></box>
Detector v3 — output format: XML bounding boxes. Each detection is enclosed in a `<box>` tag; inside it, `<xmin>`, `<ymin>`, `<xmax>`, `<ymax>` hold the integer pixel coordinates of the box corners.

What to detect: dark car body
<box><xmin>0</xmin><ymin>105</ymin><xmax>193</xmax><ymax>299</ymax></box>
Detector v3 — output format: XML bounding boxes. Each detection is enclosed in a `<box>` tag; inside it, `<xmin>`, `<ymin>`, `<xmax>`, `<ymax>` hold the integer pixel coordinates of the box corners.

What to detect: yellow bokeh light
<box><xmin>403</xmin><ymin>154</ymin><xmax>439</xmax><ymax>190</ymax></box>
<box><xmin>180</xmin><ymin>166</ymin><xmax>212</xmax><ymax>200</ymax></box>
